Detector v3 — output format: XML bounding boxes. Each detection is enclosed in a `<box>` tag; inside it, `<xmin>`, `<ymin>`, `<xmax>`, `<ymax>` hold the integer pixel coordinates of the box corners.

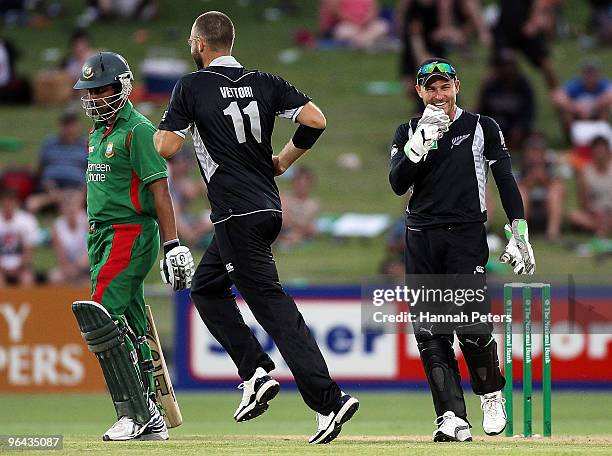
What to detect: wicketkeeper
<box><xmin>389</xmin><ymin>58</ymin><xmax>536</xmax><ymax>442</ymax></box>
<box><xmin>71</xmin><ymin>52</ymin><xmax>194</xmax><ymax>441</ymax></box>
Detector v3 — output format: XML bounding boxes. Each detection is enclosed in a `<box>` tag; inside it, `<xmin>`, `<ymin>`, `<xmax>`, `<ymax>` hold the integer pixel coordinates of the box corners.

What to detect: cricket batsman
<box><xmin>71</xmin><ymin>52</ymin><xmax>194</xmax><ymax>441</ymax></box>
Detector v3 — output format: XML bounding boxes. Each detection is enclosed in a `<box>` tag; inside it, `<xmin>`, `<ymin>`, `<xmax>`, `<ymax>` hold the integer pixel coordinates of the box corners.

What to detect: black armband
<box><xmin>292</xmin><ymin>124</ymin><xmax>325</xmax><ymax>149</ymax></box>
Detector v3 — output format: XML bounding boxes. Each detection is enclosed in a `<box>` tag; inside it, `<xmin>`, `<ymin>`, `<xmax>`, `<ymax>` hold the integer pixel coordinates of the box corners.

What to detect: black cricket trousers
<box><xmin>190</xmin><ymin>210</ymin><xmax>341</xmax><ymax>414</ymax></box>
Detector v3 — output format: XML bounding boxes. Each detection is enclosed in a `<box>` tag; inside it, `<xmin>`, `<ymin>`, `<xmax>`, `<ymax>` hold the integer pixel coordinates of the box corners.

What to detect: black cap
<box><xmin>416</xmin><ymin>58</ymin><xmax>457</xmax><ymax>87</ymax></box>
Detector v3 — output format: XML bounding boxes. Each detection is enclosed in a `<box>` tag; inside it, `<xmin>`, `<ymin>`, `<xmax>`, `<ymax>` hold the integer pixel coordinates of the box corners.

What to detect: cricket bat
<box><xmin>145</xmin><ymin>305</ymin><xmax>183</xmax><ymax>428</ymax></box>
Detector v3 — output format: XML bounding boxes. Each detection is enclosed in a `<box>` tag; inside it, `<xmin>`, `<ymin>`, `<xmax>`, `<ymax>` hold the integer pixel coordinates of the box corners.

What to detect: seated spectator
<box><xmin>0</xmin><ymin>167</ymin><xmax>35</xmax><ymax>202</ymax></box>
<box><xmin>62</xmin><ymin>29</ymin><xmax>96</xmax><ymax>80</ymax></box>
<box><xmin>552</xmin><ymin>60</ymin><xmax>612</xmax><ymax>132</ymax></box>
<box><xmin>0</xmin><ymin>187</ymin><xmax>39</xmax><ymax>287</ymax></box>
<box><xmin>27</xmin><ymin>109</ymin><xmax>87</xmax><ymax>212</ymax></box>
<box><xmin>477</xmin><ymin>49</ymin><xmax>535</xmax><ymax>150</ymax></box>
<box><xmin>518</xmin><ymin>133</ymin><xmax>565</xmax><ymax>240</ymax></box>
<box><xmin>0</xmin><ymin>37</ymin><xmax>31</xmax><ymax>104</ymax></box>
<box><xmin>280</xmin><ymin>167</ymin><xmax>320</xmax><ymax>248</ymax></box>
<box><xmin>568</xmin><ymin>136</ymin><xmax>612</xmax><ymax>238</ymax></box>
<box><xmin>87</xmin><ymin>0</ymin><xmax>157</xmax><ymax>22</ymax></box>
<box><xmin>167</xmin><ymin>148</ymin><xmax>213</xmax><ymax>245</ymax></box>
<box><xmin>329</xmin><ymin>0</ymin><xmax>390</xmax><ymax>50</ymax></box>
<box><xmin>49</xmin><ymin>191</ymin><xmax>89</xmax><ymax>285</ymax></box>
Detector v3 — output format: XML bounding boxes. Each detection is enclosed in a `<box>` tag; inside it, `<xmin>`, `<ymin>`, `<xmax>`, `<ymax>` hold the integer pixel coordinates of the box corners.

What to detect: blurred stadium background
<box><xmin>1</xmin><ymin>0</ymin><xmax>611</xmax><ymax>453</ymax></box>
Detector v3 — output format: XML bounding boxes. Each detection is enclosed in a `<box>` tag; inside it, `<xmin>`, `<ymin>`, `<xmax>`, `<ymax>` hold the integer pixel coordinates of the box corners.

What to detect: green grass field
<box><xmin>2</xmin><ymin>0</ymin><xmax>612</xmax><ymax>282</ymax></box>
<box><xmin>1</xmin><ymin>392</ymin><xmax>611</xmax><ymax>454</ymax></box>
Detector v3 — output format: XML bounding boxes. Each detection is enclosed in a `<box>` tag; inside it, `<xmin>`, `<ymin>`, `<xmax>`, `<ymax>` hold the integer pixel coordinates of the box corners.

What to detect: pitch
<box><xmin>3</xmin><ymin>392</ymin><xmax>610</xmax><ymax>455</ymax></box>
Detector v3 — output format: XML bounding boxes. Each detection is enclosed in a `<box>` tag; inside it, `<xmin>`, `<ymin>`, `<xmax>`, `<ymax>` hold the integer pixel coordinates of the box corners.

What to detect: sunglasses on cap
<box><xmin>416</xmin><ymin>61</ymin><xmax>457</xmax><ymax>84</ymax></box>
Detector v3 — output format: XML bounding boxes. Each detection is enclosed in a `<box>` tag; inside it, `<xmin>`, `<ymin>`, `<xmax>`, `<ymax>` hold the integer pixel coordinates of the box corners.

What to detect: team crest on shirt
<box><xmin>104</xmin><ymin>142</ymin><xmax>114</xmax><ymax>158</ymax></box>
<box><xmin>88</xmin><ymin>146</ymin><xmax>94</xmax><ymax>154</ymax></box>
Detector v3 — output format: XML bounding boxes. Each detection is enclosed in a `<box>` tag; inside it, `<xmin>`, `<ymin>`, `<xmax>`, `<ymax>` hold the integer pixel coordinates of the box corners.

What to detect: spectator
<box><xmin>0</xmin><ymin>187</ymin><xmax>39</xmax><ymax>287</ymax></box>
<box><xmin>49</xmin><ymin>191</ymin><xmax>89</xmax><ymax>285</ymax></box>
<box><xmin>493</xmin><ymin>0</ymin><xmax>559</xmax><ymax>90</ymax></box>
<box><xmin>167</xmin><ymin>148</ymin><xmax>213</xmax><ymax>245</ymax></box>
<box><xmin>62</xmin><ymin>30</ymin><xmax>96</xmax><ymax>80</ymax></box>
<box><xmin>477</xmin><ymin>49</ymin><xmax>535</xmax><ymax>150</ymax></box>
<box><xmin>518</xmin><ymin>133</ymin><xmax>565</xmax><ymax>240</ymax></box>
<box><xmin>27</xmin><ymin>109</ymin><xmax>87</xmax><ymax>212</ymax></box>
<box><xmin>87</xmin><ymin>0</ymin><xmax>157</xmax><ymax>22</ymax></box>
<box><xmin>568</xmin><ymin>136</ymin><xmax>612</xmax><ymax>238</ymax></box>
<box><xmin>587</xmin><ymin>0</ymin><xmax>612</xmax><ymax>45</ymax></box>
<box><xmin>0</xmin><ymin>37</ymin><xmax>31</xmax><ymax>104</ymax></box>
<box><xmin>396</xmin><ymin>0</ymin><xmax>454</xmax><ymax>103</ymax></box>
<box><xmin>328</xmin><ymin>0</ymin><xmax>390</xmax><ymax>50</ymax></box>
<box><xmin>280</xmin><ymin>167</ymin><xmax>320</xmax><ymax>248</ymax></box>
<box><xmin>552</xmin><ymin>60</ymin><xmax>612</xmax><ymax>133</ymax></box>
<box><xmin>396</xmin><ymin>0</ymin><xmax>488</xmax><ymax>107</ymax></box>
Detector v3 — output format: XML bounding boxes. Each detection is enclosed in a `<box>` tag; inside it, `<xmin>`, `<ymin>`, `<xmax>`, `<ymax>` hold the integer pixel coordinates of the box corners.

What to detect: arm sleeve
<box><xmin>158</xmin><ymin>76</ymin><xmax>193</xmax><ymax>137</ymax></box>
<box><xmin>490</xmin><ymin>157</ymin><xmax>524</xmax><ymax>222</ymax></box>
<box><xmin>389</xmin><ymin>122</ymin><xmax>422</xmax><ymax>195</ymax></box>
<box><xmin>271</xmin><ymin>74</ymin><xmax>312</xmax><ymax>122</ymax></box>
<box><xmin>130</xmin><ymin>122</ymin><xmax>169</xmax><ymax>185</ymax></box>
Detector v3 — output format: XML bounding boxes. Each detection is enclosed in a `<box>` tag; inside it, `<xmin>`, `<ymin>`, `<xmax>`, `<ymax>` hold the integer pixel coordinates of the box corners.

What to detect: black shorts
<box><xmin>405</xmin><ymin>223</ymin><xmax>489</xmax><ymax>274</ymax></box>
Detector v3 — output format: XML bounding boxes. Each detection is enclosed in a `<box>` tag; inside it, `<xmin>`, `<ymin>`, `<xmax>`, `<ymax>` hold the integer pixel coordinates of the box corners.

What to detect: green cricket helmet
<box><xmin>74</xmin><ymin>52</ymin><xmax>133</xmax><ymax>121</ymax></box>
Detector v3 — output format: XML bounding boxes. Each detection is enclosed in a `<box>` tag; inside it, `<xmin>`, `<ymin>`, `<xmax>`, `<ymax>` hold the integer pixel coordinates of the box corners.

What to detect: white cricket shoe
<box><xmin>433</xmin><ymin>411</ymin><xmax>472</xmax><ymax>442</ymax></box>
<box><xmin>480</xmin><ymin>390</ymin><xmax>507</xmax><ymax>435</ymax></box>
<box><xmin>233</xmin><ymin>367</ymin><xmax>280</xmax><ymax>422</ymax></box>
<box><xmin>138</xmin><ymin>399</ymin><xmax>169</xmax><ymax>441</ymax></box>
<box><xmin>103</xmin><ymin>416</ymin><xmax>150</xmax><ymax>441</ymax></box>
<box><xmin>309</xmin><ymin>392</ymin><xmax>359</xmax><ymax>444</ymax></box>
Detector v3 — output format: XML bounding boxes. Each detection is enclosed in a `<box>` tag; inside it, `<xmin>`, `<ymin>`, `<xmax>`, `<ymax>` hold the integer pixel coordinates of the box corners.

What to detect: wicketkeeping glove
<box><xmin>500</xmin><ymin>219</ymin><xmax>536</xmax><ymax>275</ymax></box>
<box><xmin>160</xmin><ymin>239</ymin><xmax>195</xmax><ymax>290</ymax></box>
<box><xmin>418</xmin><ymin>104</ymin><xmax>451</xmax><ymax>130</ymax></box>
<box><xmin>404</xmin><ymin>105</ymin><xmax>451</xmax><ymax>163</ymax></box>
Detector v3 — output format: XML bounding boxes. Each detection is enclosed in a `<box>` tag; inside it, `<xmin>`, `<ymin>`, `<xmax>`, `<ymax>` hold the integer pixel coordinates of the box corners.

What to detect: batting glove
<box><xmin>500</xmin><ymin>219</ymin><xmax>536</xmax><ymax>275</ymax></box>
<box><xmin>160</xmin><ymin>239</ymin><xmax>195</xmax><ymax>290</ymax></box>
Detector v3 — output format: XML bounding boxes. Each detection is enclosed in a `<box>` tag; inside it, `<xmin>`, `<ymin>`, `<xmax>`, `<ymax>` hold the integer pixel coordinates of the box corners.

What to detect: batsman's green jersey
<box><xmin>85</xmin><ymin>101</ymin><xmax>167</xmax><ymax>398</ymax></box>
<box><xmin>86</xmin><ymin>100</ymin><xmax>168</xmax><ymax>227</ymax></box>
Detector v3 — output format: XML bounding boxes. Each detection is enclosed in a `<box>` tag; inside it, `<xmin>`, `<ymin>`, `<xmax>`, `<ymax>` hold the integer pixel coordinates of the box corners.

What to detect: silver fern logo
<box><xmin>451</xmin><ymin>134</ymin><xmax>470</xmax><ymax>148</ymax></box>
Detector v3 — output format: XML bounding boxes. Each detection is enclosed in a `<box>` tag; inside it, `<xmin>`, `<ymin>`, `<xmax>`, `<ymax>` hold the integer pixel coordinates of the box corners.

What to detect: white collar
<box><xmin>451</xmin><ymin>106</ymin><xmax>463</xmax><ymax>122</ymax></box>
<box><xmin>208</xmin><ymin>55</ymin><xmax>242</xmax><ymax>68</ymax></box>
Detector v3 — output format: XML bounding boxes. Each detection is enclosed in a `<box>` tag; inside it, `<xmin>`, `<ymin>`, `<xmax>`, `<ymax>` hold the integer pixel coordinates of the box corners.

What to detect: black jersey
<box><xmin>159</xmin><ymin>56</ymin><xmax>310</xmax><ymax>223</ymax></box>
<box><xmin>389</xmin><ymin>108</ymin><xmax>510</xmax><ymax>228</ymax></box>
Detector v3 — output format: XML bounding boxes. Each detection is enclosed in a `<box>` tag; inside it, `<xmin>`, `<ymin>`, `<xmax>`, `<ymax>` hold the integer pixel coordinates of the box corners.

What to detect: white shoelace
<box><xmin>434</xmin><ymin>414</ymin><xmax>451</xmax><ymax>427</ymax></box>
<box><xmin>481</xmin><ymin>396</ymin><xmax>506</xmax><ymax>416</ymax></box>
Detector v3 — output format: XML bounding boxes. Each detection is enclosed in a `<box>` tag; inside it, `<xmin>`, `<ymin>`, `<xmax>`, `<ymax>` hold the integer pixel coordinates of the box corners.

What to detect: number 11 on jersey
<box><xmin>223</xmin><ymin>101</ymin><xmax>262</xmax><ymax>143</ymax></box>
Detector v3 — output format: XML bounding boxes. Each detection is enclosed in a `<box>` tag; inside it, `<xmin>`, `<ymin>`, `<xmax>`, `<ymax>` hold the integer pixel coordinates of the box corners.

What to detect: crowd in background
<box><xmin>0</xmin><ymin>0</ymin><xmax>611</xmax><ymax>286</ymax></box>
